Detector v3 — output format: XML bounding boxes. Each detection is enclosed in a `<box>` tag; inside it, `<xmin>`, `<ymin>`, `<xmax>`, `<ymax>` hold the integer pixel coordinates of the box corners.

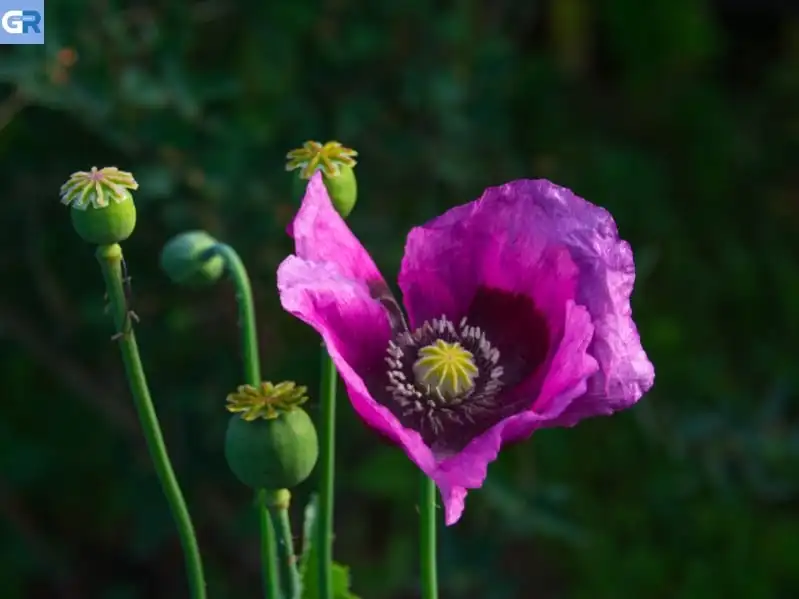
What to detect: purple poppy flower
<box><xmin>278</xmin><ymin>173</ymin><xmax>654</xmax><ymax>525</ymax></box>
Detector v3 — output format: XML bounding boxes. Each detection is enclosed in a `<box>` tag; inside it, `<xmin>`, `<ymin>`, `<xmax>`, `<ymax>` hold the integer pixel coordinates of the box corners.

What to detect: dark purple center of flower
<box><xmin>379</xmin><ymin>286</ymin><xmax>550</xmax><ymax>454</ymax></box>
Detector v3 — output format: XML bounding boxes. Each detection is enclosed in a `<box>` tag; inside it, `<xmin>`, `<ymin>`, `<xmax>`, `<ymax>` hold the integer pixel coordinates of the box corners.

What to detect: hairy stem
<box><xmin>317</xmin><ymin>350</ymin><xmax>338</xmax><ymax>599</ymax></box>
<box><xmin>420</xmin><ymin>474</ymin><xmax>438</xmax><ymax>599</ymax></box>
<box><xmin>95</xmin><ymin>243</ymin><xmax>207</xmax><ymax>599</ymax></box>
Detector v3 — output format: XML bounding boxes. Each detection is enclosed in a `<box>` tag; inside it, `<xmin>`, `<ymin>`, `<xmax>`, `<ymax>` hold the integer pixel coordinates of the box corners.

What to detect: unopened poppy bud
<box><xmin>159</xmin><ymin>231</ymin><xmax>224</xmax><ymax>287</ymax></box>
<box><xmin>286</xmin><ymin>140</ymin><xmax>358</xmax><ymax>218</ymax></box>
<box><xmin>224</xmin><ymin>381</ymin><xmax>319</xmax><ymax>490</ymax></box>
<box><xmin>60</xmin><ymin>167</ymin><xmax>138</xmax><ymax>245</ymax></box>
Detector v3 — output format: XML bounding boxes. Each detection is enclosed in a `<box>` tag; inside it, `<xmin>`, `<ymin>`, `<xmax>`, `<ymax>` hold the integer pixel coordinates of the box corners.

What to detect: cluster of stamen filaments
<box><xmin>385</xmin><ymin>315</ymin><xmax>505</xmax><ymax>433</ymax></box>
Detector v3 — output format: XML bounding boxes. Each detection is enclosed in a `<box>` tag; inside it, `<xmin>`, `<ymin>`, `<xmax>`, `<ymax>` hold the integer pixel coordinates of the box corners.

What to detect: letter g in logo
<box><xmin>1</xmin><ymin>10</ymin><xmax>24</xmax><ymax>34</ymax></box>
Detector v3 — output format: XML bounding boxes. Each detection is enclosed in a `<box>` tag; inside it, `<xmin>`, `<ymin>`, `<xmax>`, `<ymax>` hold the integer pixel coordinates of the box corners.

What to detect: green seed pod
<box><xmin>224</xmin><ymin>382</ymin><xmax>319</xmax><ymax>490</ymax></box>
<box><xmin>160</xmin><ymin>231</ymin><xmax>224</xmax><ymax>287</ymax></box>
<box><xmin>60</xmin><ymin>167</ymin><xmax>139</xmax><ymax>245</ymax></box>
<box><xmin>286</xmin><ymin>140</ymin><xmax>358</xmax><ymax>218</ymax></box>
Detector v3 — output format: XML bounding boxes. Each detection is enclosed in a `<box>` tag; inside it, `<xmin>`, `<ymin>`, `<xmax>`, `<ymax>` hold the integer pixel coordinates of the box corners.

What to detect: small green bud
<box><xmin>224</xmin><ymin>382</ymin><xmax>319</xmax><ymax>490</ymax></box>
<box><xmin>286</xmin><ymin>140</ymin><xmax>358</xmax><ymax>218</ymax></box>
<box><xmin>160</xmin><ymin>231</ymin><xmax>224</xmax><ymax>287</ymax></box>
<box><xmin>60</xmin><ymin>167</ymin><xmax>138</xmax><ymax>245</ymax></box>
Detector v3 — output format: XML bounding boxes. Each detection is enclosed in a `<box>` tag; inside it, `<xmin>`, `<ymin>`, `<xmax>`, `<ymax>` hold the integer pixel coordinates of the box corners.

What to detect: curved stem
<box><xmin>317</xmin><ymin>350</ymin><xmax>338</xmax><ymax>599</ymax></box>
<box><xmin>258</xmin><ymin>490</ymin><xmax>282</xmax><ymax>599</ymax></box>
<box><xmin>420</xmin><ymin>474</ymin><xmax>438</xmax><ymax>599</ymax></box>
<box><xmin>265</xmin><ymin>490</ymin><xmax>300</xmax><ymax>599</ymax></box>
<box><xmin>208</xmin><ymin>243</ymin><xmax>261</xmax><ymax>384</ymax></box>
<box><xmin>95</xmin><ymin>244</ymin><xmax>207</xmax><ymax>599</ymax></box>
<box><xmin>208</xmin><ymin>243</ymin><xmax>286</xmax><ymax>598</ymax></box>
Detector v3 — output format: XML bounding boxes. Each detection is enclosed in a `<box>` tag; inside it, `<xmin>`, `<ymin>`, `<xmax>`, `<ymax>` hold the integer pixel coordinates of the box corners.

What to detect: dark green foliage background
<box><xmin>1</xmin><ymin>0</ymin><xmax>797</xmax><ymax>597</ymax></box>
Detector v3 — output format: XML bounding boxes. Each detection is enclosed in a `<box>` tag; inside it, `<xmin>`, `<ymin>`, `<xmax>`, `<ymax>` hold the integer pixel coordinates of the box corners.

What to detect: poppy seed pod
<box><xmin>160</xmin><ymin>231</ymin><xmax>224</xmax><ymax>287</ymax></box>
<box><xmin>286</xmin><ymin>140</ymin><xmax>358</xmax><ymax>218</ymax></box>
<box><xmin>224</xmin><ymin>382</ymin><xmax>319</xmax><ymax>490</ymax></box>
<box><xmin>60</xmin><ymin>167</ymin><xmax>138</xmax><ymax>245</ymax></box>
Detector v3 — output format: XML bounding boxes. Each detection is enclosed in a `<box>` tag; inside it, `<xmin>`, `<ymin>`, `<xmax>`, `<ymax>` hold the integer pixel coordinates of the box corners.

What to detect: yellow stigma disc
<box><xmin>412</xmin><ymin>339</ymin><xmax>478</xmax><ymax>401</ymax></box>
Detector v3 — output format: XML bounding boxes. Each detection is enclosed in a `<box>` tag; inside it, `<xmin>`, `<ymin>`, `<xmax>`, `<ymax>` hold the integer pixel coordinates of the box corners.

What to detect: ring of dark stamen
<box><xmin>379</xmin><ymin>286</ymin><xmax>551</xmax><ymax>454</ymax></box>
<box><xmin>383</xmin><ymin>314</ymin><xmax>506</xmax><ymax>451</ymax></box>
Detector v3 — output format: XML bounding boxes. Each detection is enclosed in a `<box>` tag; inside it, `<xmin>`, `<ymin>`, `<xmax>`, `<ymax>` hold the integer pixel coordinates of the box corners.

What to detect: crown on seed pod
<box><xmin>60</xmin><ymin>167</ymin><xmax>139</xmax><ymax>245</ymax></box>
<box><xmin>286</xmin><ymin>141</ymin><xmax>358</xmax><ymax>219</ymax></box>
<box><xmin>224</xmin><ymin>381</ymin><xmax>319</xmax><ymax>490</ymax></box>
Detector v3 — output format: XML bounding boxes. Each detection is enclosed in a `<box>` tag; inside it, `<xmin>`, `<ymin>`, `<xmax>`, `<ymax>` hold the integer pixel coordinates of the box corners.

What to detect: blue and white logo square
<box><xmin>0</xmin><ymin>0</ymin><xmax>44</xmax><ymax>45</ymax></box>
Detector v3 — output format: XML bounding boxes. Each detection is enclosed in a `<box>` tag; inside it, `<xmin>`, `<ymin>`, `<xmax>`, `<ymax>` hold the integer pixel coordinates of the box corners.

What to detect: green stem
<box><xmin>95</xmin><ymin>244</ymin><xmax>207</xmax><ymax>599</ymax></box>
<box><xmin>317</xmin><ymin>350</ymin><xmax>338</xmax><ymax>599</ymax></box>
<box><xmin>420</xmin><ymin>474</ymin><xmax>438</xmax><ymax>599</ymax></box>
<box><xmin>208</xmin><ymin>243</ymin><xmax>285</xmax><ymax>598</ymax></box>
<box><xmin>258</xmin><ymin>490</ymin><xmax>282</xmax><ymax>599</ymax></box>
<box><xmin>209</xmin><ymin>243</ymin><xmax>261</xmax><ymax>384</ymax></box>
<box><xmin>265</xmin><ymin>490</ymin><xmax>300</xmax><ymax>599</ymax></box>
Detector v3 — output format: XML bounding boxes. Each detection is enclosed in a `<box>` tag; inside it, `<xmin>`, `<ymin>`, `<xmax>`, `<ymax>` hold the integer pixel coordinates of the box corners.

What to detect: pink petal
<box><xmin>401</xmin><ymin>179</ymin><xmax>653</xmax><ymax>419</ymax></box>
<box><xmin>431</xmin><ymin>300</ymin><xmax>597</xmax><ymax>524</ymax></box>
<box><xmin>289</xmin><ymin>172</ymin><xmax>384</xmax><ymax>285</ymax></box>
<box><xmin>277</xmin><ymin>256</ymin><xmax>437</xmax><ymax>474</ymax></box>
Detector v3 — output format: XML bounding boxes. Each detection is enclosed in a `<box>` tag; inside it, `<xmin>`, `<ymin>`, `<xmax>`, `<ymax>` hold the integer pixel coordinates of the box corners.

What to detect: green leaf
<box><xmin>299</xmin><ymin>495</ymin><xmax>361</xmax><ymax>599</ymax></box>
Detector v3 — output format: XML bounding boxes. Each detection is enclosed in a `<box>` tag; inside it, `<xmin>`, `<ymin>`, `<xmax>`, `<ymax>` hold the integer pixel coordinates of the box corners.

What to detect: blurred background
<box><xmin>1</xmin><ymin>0</ymin><xmax>798</xmax><ymax>597</ymax></box>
